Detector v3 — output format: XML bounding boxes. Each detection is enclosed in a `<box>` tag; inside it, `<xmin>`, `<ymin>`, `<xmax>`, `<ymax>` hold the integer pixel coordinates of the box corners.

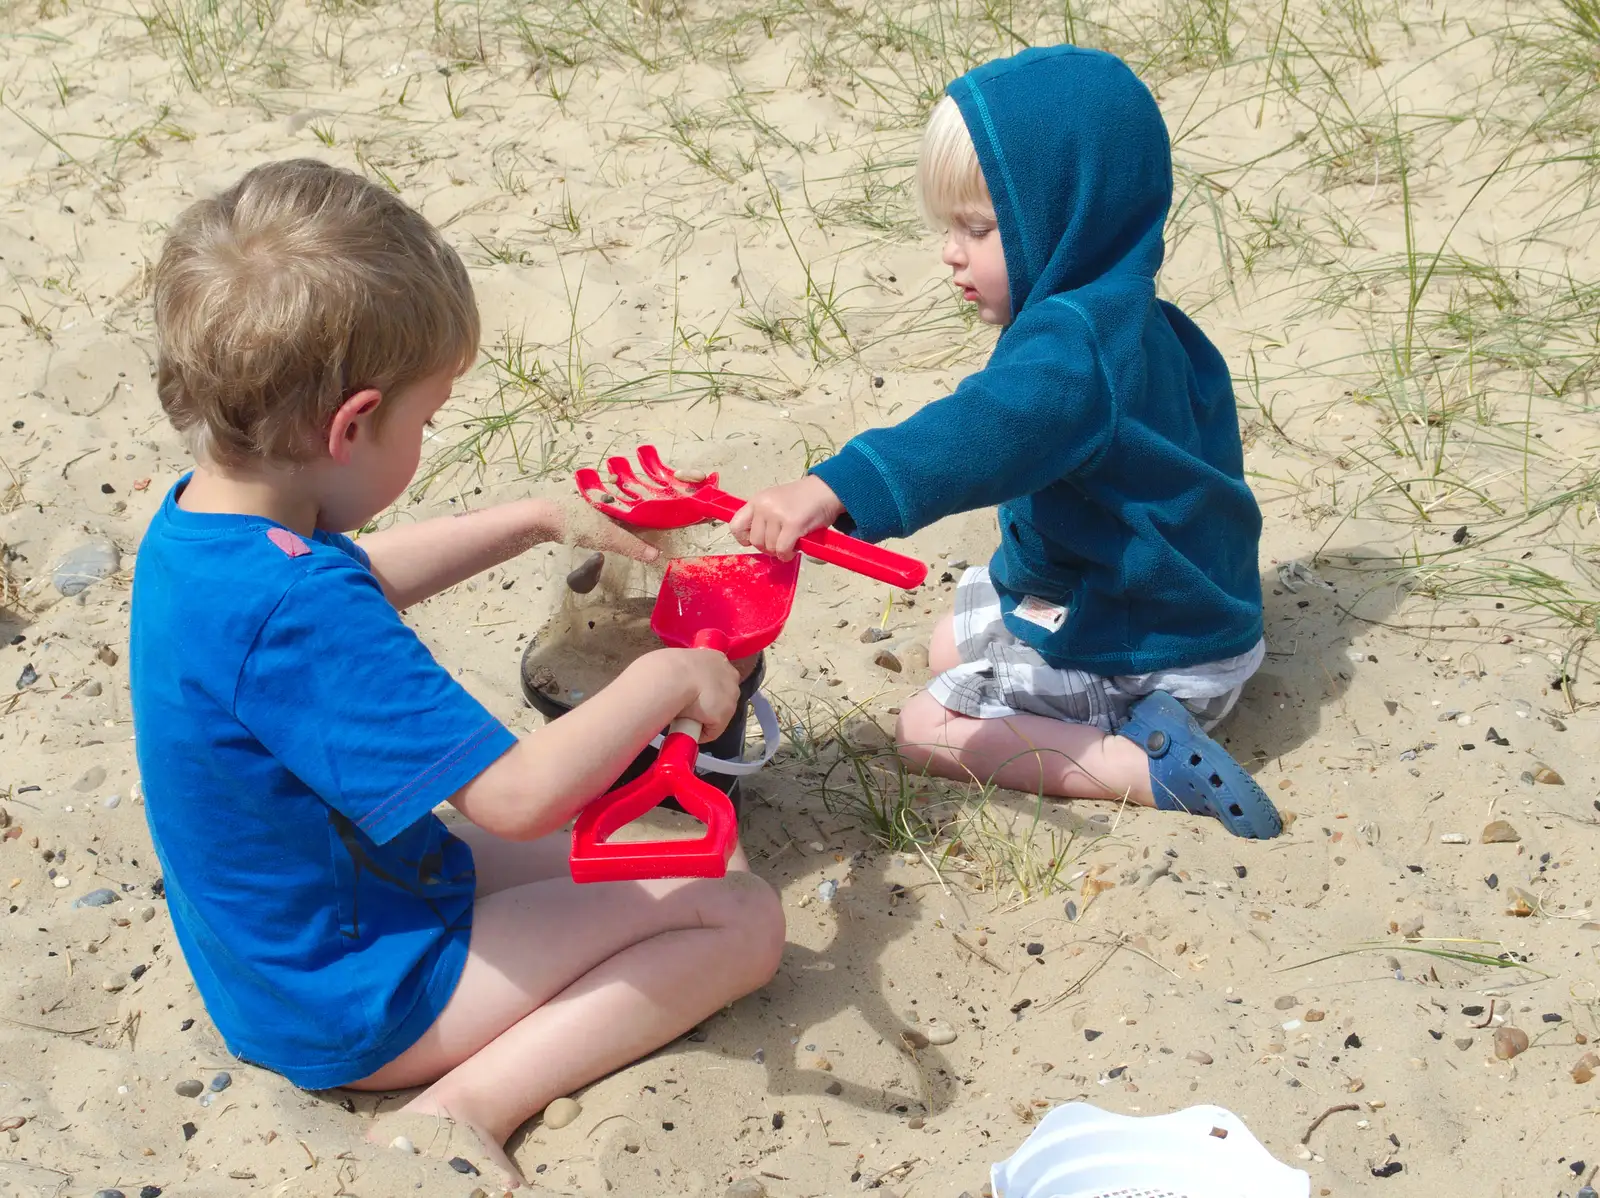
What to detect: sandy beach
<box><xmin>1</xmin><ymin>0</ymin><xmax>1598</xmax><ymax>1193</ymax></box>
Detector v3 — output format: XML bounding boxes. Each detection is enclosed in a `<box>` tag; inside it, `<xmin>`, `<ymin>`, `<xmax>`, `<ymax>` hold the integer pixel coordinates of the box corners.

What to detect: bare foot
<box><xmin>367</xmin><ymin>1107</ymin><xmax>526</xmax><ymax>1191</ymax></box>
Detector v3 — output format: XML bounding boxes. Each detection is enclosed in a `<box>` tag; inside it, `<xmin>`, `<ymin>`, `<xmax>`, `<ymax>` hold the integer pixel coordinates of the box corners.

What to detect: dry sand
<box><xmin>2</xmin><ymin>0</ymin><xmax>1598</xmax><ymax>1194</ymax></box>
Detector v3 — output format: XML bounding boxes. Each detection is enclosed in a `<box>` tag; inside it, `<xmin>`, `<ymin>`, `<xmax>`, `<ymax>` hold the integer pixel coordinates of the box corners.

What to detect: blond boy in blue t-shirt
<box><xmin>130</xmin><ymin>159</ymin><xmax>784</xmax><ymax>1189</ymax></box>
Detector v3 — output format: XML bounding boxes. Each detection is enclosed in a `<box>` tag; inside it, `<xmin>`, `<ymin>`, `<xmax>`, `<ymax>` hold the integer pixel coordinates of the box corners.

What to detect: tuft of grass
<box><xmin>136</xmin><ymin>0</ymin><xmax>287</xmax><ymax>93</ymax></box>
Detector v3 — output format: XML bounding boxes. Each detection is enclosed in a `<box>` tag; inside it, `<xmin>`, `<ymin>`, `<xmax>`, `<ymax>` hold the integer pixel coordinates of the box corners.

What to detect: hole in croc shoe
<box><xmin>1188</xmin><ymin>753</ymin><xmax>1203</xmax><ymax>767</ymax></box>
<box><xmin>1228</xmin><ymin>803</ymin><xmax>1243</xmax><ymax>817</ymax></box>
<box><xmin>1209</xmin><ymin>774</ymin><xmax>1223</xmax><ymax>787</ymax></box>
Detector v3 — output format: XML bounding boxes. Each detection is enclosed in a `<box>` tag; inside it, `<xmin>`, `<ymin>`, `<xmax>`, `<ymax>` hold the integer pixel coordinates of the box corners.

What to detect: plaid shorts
<box><xmin>927</xmin><ymin>567</ymin><xmax>1263</xmax><ymax>733</ymax></box>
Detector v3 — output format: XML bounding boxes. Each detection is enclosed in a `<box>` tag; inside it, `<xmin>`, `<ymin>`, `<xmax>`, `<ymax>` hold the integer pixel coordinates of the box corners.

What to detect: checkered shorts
<box><xmin>927</xmin><ymin>567</ymin><xmax>1264</xmax><ymax>733</ymax></box>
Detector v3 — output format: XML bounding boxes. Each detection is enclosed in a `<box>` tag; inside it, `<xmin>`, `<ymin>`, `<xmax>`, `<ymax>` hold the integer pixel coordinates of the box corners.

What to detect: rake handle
<box><xmin>691</xmin><ymin>486</ymin><xmax>928</xmax><ymax>590</ymax></box>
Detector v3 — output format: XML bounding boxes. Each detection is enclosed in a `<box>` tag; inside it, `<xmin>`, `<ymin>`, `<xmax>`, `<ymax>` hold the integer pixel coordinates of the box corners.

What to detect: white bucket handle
<box><xmin>647</xmin><ymin>691</ymin><xmax>779</xmax><ymax>777</ymax></box>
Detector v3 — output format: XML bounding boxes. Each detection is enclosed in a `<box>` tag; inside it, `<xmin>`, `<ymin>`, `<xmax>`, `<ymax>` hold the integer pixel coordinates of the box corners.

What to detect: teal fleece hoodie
<box><xmin>810</xmin><ymin>46</ymin><xmax>1263</xmax><ymax>675</ymax></box>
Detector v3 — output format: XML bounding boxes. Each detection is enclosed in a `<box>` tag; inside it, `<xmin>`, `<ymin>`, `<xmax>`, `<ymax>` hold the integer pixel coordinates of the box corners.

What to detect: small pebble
<box><xmin>1025</xmin><ymin>942</ymin><xmax>1044</xmax><ymax>956</ymax></box>
<box><xmin>1187</xmin><ymin>1050</ymin><xmax>1213</xmax><ymax>1065</ymax></box>
<box><xmin>1534</xmin><ymin>765</ymin><xmax>1564</xmax><ymax>785</ymax></box>
<box><xmin>824</xmin><ymin>1080</ymin><xmax>843</xmax><ymax>1095</ymax></box>
<box><xmin>1274</xmin><ymin>995</ymin><xmax>1298</xmax><ymax>1010</ymax></box>
<box><xmin>209</xmin><ymin>1072</ymin><xmax>231</xmax><ymax>1091</ymax></box>
<box><xmin>725</xmin><ymin>1181</ymin><xmax>768</xmax><ymax>1198</ymax></box>
<box><xmin>859</xmin><ymin>627</ymin><xmax>892</xmax><ymax>643</ymax></box>
<box><xmin>817</xmin><ymin>879</ymin><xmax>838</xmax><ymax>902</ymax></box>
<box><xmin>179</xmin><ymin>1019</ymin><xmax>194</xmax><ymax>1031</ymax></box>
<box><xmin>543</xmin><ymin>1096</ymin><xmax>581</xmax><ymax>1129</ymax></box>
<box><xmin>1344</xmin><ymin>1033</ymin><xmax>1362</xmax><ymax>1049</ymax></box>
<box><xmin>101</xmin><ymin>977</ymin><xmax>124</xmax><ymax>992</ymax></box>
<box><xmin>1304</xmin><ymin>1009</ymin><xmax>1326</xmax><ymax>1022</ymax></box>
<box><xmin>54</xmin><ymin>539</ymin><xmax>121</xmax><ymax>596</ymax></box>
<box><xmin>130</xmin><ymin>964</ymin><xmax>147</xmax><ymax>981</ymax></box>
<box><xmin>1084</xmin><ymin>1029</ymin><xmax>1102</xmax><ymax>1041</ymax></box>
<box><xmin>82</xmin><ymin>680</ymin><xmax>103</xmax><ymax>697</ymax></box>
<box><xmin>181</xmin><ymin>1121</ymin><xmax>197</xmax><ymax>1140</ymax></box>
<box><xmin>923</xmin><ymin>1019</ymin><xmax>958</xmax><ymax>1046</ymax></box>
<box><xmin>1233</xmin><ymin>865</ymin><xmax>1247</xmax><ymax>878</ymax></box>
<box><xmin>138</xmin><ymin>905</ymin><xmax>156</xmax><ymax>923</ymax></box>
<box><xmin>73</xmin><ymin>888</ymin><xmax>119</xmax><ymax>909</ymax></box>
<box><xmin>1439</xmin><ymin>832</ymin><xmax>1467</xmax><ymax>844</ymax></box>
<box><xmin>873</xmin><ymin>649</ymin><xmax>902</xmax><ymax>673</ymax></box>
<box><xmin>1543</xmin><ymin>1013</ymin><xmax>1564</xmax><ymax>1024</ymax></box>
<box><xmin>174</xmin><ymin>1080</ymin><xmax>204</xmax><ymax>1098</ymax></box>
<box><xmin>1371</xmin><ymin>1162</ymin><xmax>1403</xmax><ymax>1178</ymax></box>
<box><xmin>1493</xmin><ymin>1026</ymin><xmax>1530</xmax><ymax>1060</ymax></box>
<box><xmin>93</xmin><ymin>1190</ymin><xmax>127</xmax><ymax>1198</ymax></box>
<box><xmin>1480</xmin><ymin>820</ymin><xmax>1520</xmax><ymax>844</ymax></box>
<box><xmin>564</xmin><ymin>552</ymin><xmax>605</xmax><ymax>595</ymax></box>
<box><xmin>1455</xmin><ymin>1037</ymin><xmax>1473</xmax><ymax>1051</ymax></box>
<box><xmin>448</xmin><ymin>1157</ymin><xmax>479</xmax><ymax>1175</ymax></box>
<box><xmin>16</xmin><ymin>664</ymin><xmax>38</xmax><ymax>690</ymax></box>
<box><xmin>140</xmin><ymin>1188</ymin><xmax>163</xmax><ymax>1198</ymax></box>
<box><xmin>390</xmin><ymin>1136</ymin><xmax>416</xmax><ymax>1154</ymax></box>
<box><xmin>103</xmin><ymin>794</ymin><xmax>120</xmax><ymax>809</ymax></box>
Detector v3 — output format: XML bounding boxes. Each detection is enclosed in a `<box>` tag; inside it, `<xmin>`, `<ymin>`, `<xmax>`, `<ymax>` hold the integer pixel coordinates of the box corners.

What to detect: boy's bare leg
<box><xmin>351</xmin><ymin>834</ymin><xmax>783</xmax><ymax>1188</ymax></box>
<box><xmin>901</xmin><ymin>613</ymin><xmax>1155</xmax><ymax>804</ymax></box>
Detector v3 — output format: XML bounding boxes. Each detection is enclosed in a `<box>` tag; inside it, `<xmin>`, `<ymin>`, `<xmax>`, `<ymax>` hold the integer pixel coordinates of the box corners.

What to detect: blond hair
<box><xmin>153</xmin><ymin>159</ymin><xmax>479</xmax><ymax>465</ymax></box>
<box><xmin>916</xmin><ymin>95</ymin><xmax>993</xmax><ymax>228</ymax></box>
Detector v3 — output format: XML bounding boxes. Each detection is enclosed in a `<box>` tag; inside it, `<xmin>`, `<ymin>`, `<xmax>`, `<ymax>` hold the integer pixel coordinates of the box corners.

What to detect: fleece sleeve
<box><xmin>810</xmin><ymin>301</ymin><xmax>1115</xmax><ymax>542</ymax></box>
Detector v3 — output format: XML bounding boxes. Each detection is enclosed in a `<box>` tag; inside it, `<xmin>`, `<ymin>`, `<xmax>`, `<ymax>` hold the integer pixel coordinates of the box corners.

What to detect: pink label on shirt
<box><xmin>266</xmin><ymin>528</ymin><xmax>311</xmax><ymax>558</ymax></box>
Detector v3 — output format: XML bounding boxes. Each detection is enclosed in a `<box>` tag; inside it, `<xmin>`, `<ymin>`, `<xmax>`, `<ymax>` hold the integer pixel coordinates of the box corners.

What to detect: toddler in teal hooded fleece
<box><xmin>731</xmin><ymin>46</ymin><xmax>1282</xmax><ymax>838</ymax></box>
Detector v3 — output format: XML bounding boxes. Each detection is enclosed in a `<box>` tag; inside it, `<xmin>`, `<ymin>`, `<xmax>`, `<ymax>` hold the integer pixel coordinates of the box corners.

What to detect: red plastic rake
<box><xmin>576</xmin><ymin>445</ymin><xmax>927</xmax><ymax>589</ymax></box>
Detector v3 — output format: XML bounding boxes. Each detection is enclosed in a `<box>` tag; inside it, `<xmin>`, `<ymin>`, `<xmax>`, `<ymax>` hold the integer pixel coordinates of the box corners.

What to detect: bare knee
<box><xmin>895</xmin><ymin>690</ymin><xmax>951</xmax><ymax>767</ymax></box>
<box><xmin>929</xmin><ymin>612</ymin><xmax>960</xmax><ymax>673</ymax></box>
<box><xmin>708</xmin><ymin>871</ymin><xmax>785</xmax><ymax>988</ymax></box>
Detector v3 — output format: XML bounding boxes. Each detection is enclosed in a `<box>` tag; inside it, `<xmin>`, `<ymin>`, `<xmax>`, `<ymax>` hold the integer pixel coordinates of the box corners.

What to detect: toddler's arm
<box><xmin>358</xmin><ymin>498</ymin><xmax>658</xmax><ymax>610</ymax></box>
<box><xmin>732</xmin><ymin>309</ymin><xmax>1113</xmax><ymax>553</ymax></box>
<box><xmin>449</xmin><ymin>647</ymin><xmax>739</xmax><ymax>841</ymax></box>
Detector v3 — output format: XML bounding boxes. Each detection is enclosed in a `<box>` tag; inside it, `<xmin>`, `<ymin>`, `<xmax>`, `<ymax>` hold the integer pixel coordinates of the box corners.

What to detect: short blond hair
<box><xmin>154</xmin><ymin>159</ymin><xmax>479</xmax><ymax>465</ymax></box>
<box><xmin>916</xmin><ymin>95</ymin><xmax>993</xmax><ymax>228</ymax></box>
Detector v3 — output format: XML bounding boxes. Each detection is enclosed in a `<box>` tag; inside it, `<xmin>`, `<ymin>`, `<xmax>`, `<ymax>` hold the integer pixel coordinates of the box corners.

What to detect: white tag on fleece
<box><xmin>1012</xmin><ymin>595</ymin><xmax>1067</xmax><ymax>632</ymax></box>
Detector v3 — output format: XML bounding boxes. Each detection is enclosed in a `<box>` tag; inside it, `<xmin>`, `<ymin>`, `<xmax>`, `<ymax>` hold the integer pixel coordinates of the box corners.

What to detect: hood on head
<box><xmin>948</xmin><ymin>46</ymin><xmax>1172</xmax><ymax>319</ymax></box>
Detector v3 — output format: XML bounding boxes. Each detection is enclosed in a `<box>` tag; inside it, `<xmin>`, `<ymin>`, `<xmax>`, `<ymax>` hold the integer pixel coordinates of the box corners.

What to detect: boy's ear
<box><xmin>326</xmin><ymin>388</ymin><xmax>383</xmax><ymax>465</ymax></box>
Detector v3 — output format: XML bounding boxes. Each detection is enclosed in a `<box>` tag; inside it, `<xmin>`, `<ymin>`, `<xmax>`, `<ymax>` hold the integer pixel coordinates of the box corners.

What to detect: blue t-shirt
<box><xmin>129</xmin><ymin>477</ymin><xmax>517</xmax><ymax>1089</ymax></box>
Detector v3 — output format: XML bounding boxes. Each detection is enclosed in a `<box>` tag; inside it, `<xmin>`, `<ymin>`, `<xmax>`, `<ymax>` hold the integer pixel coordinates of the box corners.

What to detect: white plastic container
<box><xmin>991</xmin><ymin>1102</ymin><xmax>1310</xmax><ymax>1198</ymax></box>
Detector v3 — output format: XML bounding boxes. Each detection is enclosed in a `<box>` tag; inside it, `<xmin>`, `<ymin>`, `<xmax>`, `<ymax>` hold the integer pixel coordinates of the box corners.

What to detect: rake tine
<box><xmin>605</xmin><ymin>456</ymin><xmax>656</xmax><ymax>502</ymax></box>
<box><xmin>638</xmin><ymin>445</ymin><xmax>718</xmax><ymax>494</ymax></box>
<box><xmin>575</xmin><ymin>467</ymin><xmax>629</xmax><ymax>510</ymax></box>
<box><xmin>636</xmin><ymin>445</ymin><xmax>683</xmax><ymax>493</ymax></box>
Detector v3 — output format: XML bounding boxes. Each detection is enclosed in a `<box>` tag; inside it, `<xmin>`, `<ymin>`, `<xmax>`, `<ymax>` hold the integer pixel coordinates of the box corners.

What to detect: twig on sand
<box><xmin>952</xmin><ymin>931</ymin><xmax>1009</xmax><ymax>974</ymax></box>
<box><xmin>1301</xmin><ymin>1103</ymin><xmax>1361</xmax><ymax>1146</ymax></box>
<box><xmin>0</xmin><ymin>1013</ymin><xmax>102</xmax><ymax>1037</ymax></box>
<box><xmin>1040</xmin><ymin>939</ymin><xmax>1124</xmax><ymax>1012</ymax></box>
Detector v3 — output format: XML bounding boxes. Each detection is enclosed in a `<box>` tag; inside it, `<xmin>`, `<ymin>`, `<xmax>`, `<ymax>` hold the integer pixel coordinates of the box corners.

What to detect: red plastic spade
<box><xmin>576</xmin><ymin>445</ymin><xmax>927</xmax><ymax>590</ymax></box>
<box><xmin>569</xmin><ymin>554</ymin><xmax>799</xmax><ymax>884</ymax></box>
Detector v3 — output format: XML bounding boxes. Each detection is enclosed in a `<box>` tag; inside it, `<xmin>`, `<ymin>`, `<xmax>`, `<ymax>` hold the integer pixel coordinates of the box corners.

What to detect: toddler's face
<box><xmin>942</xmin><ymin>211</ymin><xmax>1011</xmax><ymax>325</ymax></box>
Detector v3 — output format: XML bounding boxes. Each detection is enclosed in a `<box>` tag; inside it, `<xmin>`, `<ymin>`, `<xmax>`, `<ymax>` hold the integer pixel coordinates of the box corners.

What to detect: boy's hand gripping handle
<box><xmin>568</xmin><ymin>628</ymin><xmax>738</xmax><ymax>884</ymax></box>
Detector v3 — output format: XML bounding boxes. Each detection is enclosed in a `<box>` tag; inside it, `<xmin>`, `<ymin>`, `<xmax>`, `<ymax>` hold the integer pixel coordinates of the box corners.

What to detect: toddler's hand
<box><xmin>669</xmin><ymin>648</ymin><xmax>740</xmax><ymax>740</ymax></box>
<box><xmin>728</xmin><ymin>476</ymin><xmax>845</xmax><ymax>560</ymax></box>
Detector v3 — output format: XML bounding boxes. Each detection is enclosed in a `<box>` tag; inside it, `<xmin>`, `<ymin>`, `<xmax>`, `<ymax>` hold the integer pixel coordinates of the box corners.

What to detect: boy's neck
<box><xmin>179</xmin><ymin>460</ymin><xmax>322</xmax><ymax>537</ymax></box>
